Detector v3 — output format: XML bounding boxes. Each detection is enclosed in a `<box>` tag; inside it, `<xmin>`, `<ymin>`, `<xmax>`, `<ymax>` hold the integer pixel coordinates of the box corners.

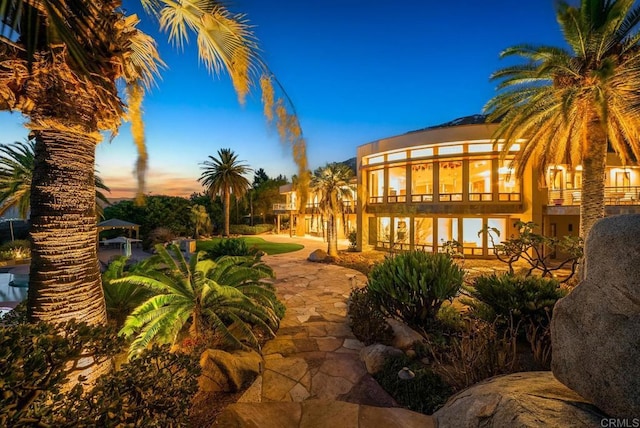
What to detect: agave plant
<box><xmin>114</xmin><ymin>245</ymin><xmax>280</xmax><ymax>358</ymax></box>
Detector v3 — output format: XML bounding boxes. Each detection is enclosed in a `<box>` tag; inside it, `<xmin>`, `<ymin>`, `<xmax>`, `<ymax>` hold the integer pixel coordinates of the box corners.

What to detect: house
<box><xmin>354</xmin><ymin>116</ymin><xmax>640</xmax><ymax>256</ymax></box>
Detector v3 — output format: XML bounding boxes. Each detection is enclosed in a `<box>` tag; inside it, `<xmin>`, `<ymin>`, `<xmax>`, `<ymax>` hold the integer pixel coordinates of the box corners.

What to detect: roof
<box><xmin>97</xmin><ymin>218</ymin><xmax>139</xmax><ymax>228</ymax></box>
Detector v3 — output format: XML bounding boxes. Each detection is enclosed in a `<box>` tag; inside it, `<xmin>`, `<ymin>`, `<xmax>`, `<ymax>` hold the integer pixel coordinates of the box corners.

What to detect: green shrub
<box><xmin>367</xmin><ymin>251</ymin><xmax>464</xmax><ymax>333</ymax></box>
<box><xmin>435</xmin><ymin>303</ymin><xmax>465</xmax><ymax>333</ymax></box>
<box><xmin>0</xmin><ymin>239</ymin><xmax>30</xmax><ymax>260</ymax></box>
<box><xmin>229</xmin><ymin>224</ymin><xmax>273</xmax><ymax>235</ymax></box>
<box><xmin>463</xmin><ymin>273</ymin><xmax>566</xmax><ymax>330</ymax></box>
<box><xmin>206</xmin><ymin>237</ymin><xmax>257</xmax><ymax>259</ymax></box>
<box><xmin>347</xmin><ymin>230</ymin><xmax>357</xmax><ymax>251</ymax></box>
<box><xmin>0</xmin><ymin>318</ymin><xmax>199</xmax><ymax>427</ymax></box>
<box><xmin>462</xmin><ymin>273</ymin><xmax>567</xmax><ymax>369</ymax></box>
<box><xmin>427</xmin><ymin>318</ymin><xmax>519</xmax><ymax>391</ymax></box>
<box><xmin>347</xmin><ymin>287</ymin><xmax>394</xmax><ymax>346</ymax></box>
<box><xmin>373</xmin><ymin>354</ymin><xmax>452</xmax><ymax>414</ymax></box>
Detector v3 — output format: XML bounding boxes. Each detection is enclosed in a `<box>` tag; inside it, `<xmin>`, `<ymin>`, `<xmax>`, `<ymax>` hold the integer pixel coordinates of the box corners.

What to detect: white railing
<box><xmin>273</xmin><ymin>203</ymin><xmax>297</xmax><ymax>211</ymax></box>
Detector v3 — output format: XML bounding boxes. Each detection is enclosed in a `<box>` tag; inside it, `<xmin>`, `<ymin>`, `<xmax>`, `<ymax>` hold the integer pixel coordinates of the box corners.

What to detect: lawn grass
<box><xmin>196</xmin><ymin>237</ymin><xmax>304</xmax><ymax>255</ymax></box>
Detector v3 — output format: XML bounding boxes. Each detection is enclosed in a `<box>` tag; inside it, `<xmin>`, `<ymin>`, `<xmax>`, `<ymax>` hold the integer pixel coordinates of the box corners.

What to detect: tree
<box><xmin>115</xmin><ymin>245</ymin><xmax>279</xmax><ymax>359</ymax></box>
<box><xmin>190</xmin><ymin>204</ymin><xmax>212</xmax><ymax>238</ymax></box>
<box><xmin>199</xmin><ymin>148</ymin><xmax>252</xmax><ymax>237</ymax></box>
<box><xmin>0</xmin><ymin>139</ymin><xmax>111</xmax><ymax>219</ymax></box>
<box><xmin>253</xmin><ymin>174</ymin><xmax>288</xmax><ymax>224</ymax></box>
<box><xmin>485</xmin><ymin>0</ymin><xmax>640</xmax><ymax>239</ymax></box>
<box><xmin>310</xmin><ymin>163</ymin><xmax>355</xmax><ymax>257</ymax></box>
<box><xmin>0</xmin><ymin>1</ymin><xmax>304</xmax><ymax>332</ymax></box>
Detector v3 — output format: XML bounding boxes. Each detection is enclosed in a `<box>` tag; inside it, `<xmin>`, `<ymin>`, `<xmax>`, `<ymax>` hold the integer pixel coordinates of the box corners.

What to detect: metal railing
<box><xmin>548</xmin><ymin>187</ymin><xmax>640</xmax><ymax>206</ymax></box>
<box><xmin>272</xmin><ymin>203</ymin><xmax>296</xmax><ymax>211</ymax></box>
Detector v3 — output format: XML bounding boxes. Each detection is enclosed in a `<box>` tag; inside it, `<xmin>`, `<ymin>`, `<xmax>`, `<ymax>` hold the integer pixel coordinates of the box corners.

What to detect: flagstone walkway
<box><xmin>215</xmin><ymin>235</ymin><xmax>435</xmax><ymax>427</ymax></box>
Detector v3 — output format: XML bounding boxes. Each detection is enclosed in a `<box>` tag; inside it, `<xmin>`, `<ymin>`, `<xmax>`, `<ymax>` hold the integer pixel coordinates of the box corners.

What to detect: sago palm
<box><xmin>0</xmin><ymin>1</ymin><xmax>304</xmax><ymax>329</ymax></box>
<box><xmin>115</xmin><ymin>245</ymin><xmax>279</xmax><ymax>359</ymax></box>
<box><xmin>199</xmin><ymin>148</ymin><xmax>252</xmax><ymax>237</ymax></box>
<box><xmin>0</xmin><ymin>139</ymin><xmax>111</xmax><ymax>219</ymax></box>
<box><xmin>485</xmin><ymin>0</ymin><xmax>640</xmax><ymax>239</ymax></box>
<box><xmin>310</xmin><ymin>163</ymin><xmax>355</xmax><ymax>257</ymax></box>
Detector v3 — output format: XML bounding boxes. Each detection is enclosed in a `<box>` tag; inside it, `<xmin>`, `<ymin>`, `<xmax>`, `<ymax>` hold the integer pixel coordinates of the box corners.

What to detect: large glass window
<box><xmin>414</xmin><ymin>217</ymin><xmax>434</xmax><ymax>252</ymax></box>
<box><xmin>468</xmin><ymin>159</ymin><xmax>492</xmax><ymax>201</ymax></box>
<box><xmin>377</xmin><ymin>217</ymin><xmax>391</xmax><ymax>248</ymax></box>
<box><xmin>487</xmin><ymin>218</ymin><xmax>507</xmax><ymax>250</ymax></box>
<box><xmin>388</xmin><ymin>166</ymin><xmax>407</xmax><ymax>203</ymax></box>
<box><xmin>394</xmin><ymin>217</ymin><xmax>409</xmax><ymax>250</ymax></box>
<box><xmin>411</xmin><ymin>163</ymin><xmax>433</xmax><ymax>202</ymax></box>
<box><xmin>368</xmin><ymin>169</ymin><xmax>384</xmax><ymax>203</ymax></box>
<box><xmin>462</xmin><ymin>218</ymin><xmax>483</xmax><ymax>255</ymax></box>
<box><xmin>498</xmin><ymin>160</ymin><xmax>521</xmax><ymax>201</ymax></box>
<box><xmin>438</xmin><ymin>218</ymin><xmax>459</xmax><ymax>251</ymax></box>
<box><xmin>439</xmin><ymin>159</ymin><xmax>463</xmax><ymax>201</ymax></box>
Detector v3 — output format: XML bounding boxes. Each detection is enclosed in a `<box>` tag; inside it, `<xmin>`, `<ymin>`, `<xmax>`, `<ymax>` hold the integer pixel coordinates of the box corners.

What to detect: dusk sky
<box><xmin>0</xmin><ymin>1</ymin><xmax>567</xmax><ymax>198</ymax></box>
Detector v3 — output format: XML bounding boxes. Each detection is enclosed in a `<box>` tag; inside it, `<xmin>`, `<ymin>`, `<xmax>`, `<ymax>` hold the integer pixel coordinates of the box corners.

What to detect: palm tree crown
<box><xmin>310</xmin><ymin>162</ymin><xmax>355</xmax><ymax>257</ymax></box>
<box><xmin>485</xmin><ymin>0</ymin><xmax>640</xmax><ymax>238</ymax></box>
<box><xmin>199</xmin><ymin>148</ymin><xmax>252</xmax><ymax>236</ymax></box>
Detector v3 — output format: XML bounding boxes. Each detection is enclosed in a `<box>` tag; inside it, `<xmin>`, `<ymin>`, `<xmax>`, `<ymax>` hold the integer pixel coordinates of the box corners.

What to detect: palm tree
<box><xmin>0</xmin><ymin>139</ymin><xmax>111</xmax><ymax>219</ymax></box>
<box><xmin>0</xmin><ymin>1</ymin><xmax>304</xmax><ymax>329</ymax></box>
<box><xmin>199</xmin><ymin>149</ymin><xmax>252</xmax><ymax>237</ymax></box>
<box><xmin>310</xmin><ymin>163</ymin><xmax>355</xmax><ymax>257</ymax></box>
<box><xmin>114</xmin><ymin>245</ymin><xmax>279</xmax><ymax>359</ymax></box>
<box><xmin>485</xmin><ymin>0</ymin><xmax>640</xmax><ymax>239</ymax></box>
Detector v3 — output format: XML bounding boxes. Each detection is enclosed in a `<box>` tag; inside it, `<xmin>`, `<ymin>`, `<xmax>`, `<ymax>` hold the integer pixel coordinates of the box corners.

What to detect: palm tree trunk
<box><xmin>580</xmin><ymin>125</ymin><xmax>607</xmax><ymax>239</ymax></box>
<box><xmin>27</xmin><ymin>129</ymin><xmax>106</xmax><ymax>327</ymax></box>
<box><xmin>224</xmin><ymin>190</ymin><xmax>231</xmax><ymax>237</ymax></box>
<box><xmin>327</xmin><ymin>213</ymin><xmax>338</xmax><ymax>257</ymax></box>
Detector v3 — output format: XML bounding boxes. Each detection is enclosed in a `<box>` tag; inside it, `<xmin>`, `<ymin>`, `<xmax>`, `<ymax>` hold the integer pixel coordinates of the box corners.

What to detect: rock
<box><xmin>433</xmin><ymin>372</ymin><xmax>605</xmax><ymax>428</ymax></box>
<box><xmin>387</xmin><ymin>318</ymin><xmax>424</xmax><ymax>350</ymax></box>
<box><xmin>214</xmin><ymin>399</ymin><xmax>435</xmax><ymax>428</ymax></box>
<box><xmin>308</xmin><ymin>249</ymin><xmax>328</xmax><ymax>262</ymax></box>
<box><xmin>199</xmin><ymin>349</ymin><xmax>263</xmax><ymax>392</ymax></box>
<box><xmin>359</xmin><ymin>344</ymin><xmax>404</xmax><ymax>374</ymax></box>
<box><xmin>551</xmin><ymin>215</ymin><xmax>640</xmax><ymax>419</ymax></box>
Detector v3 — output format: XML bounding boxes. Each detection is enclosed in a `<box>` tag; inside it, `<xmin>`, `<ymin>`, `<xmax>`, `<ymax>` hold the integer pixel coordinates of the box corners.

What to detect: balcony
<box><xmin>273</xmin><ymin>203</ymin><xmax>297</xmax><ymax>213</ymax></box>
<box><xmin>548</xmin><ymin>187</ymin><xmax>640</xmax><ymax>206</ymax></box>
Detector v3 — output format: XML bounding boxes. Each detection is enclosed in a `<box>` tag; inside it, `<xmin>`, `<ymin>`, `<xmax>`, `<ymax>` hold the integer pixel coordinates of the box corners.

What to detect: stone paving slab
<box><xmin>214</xmin><ymin>400</ymin><xmax>435</xmax><ymax>428</ymax></box>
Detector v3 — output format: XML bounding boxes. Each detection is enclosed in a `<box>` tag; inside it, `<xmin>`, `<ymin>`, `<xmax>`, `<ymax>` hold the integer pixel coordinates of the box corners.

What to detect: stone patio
<box><xmin>215</xmin><ymin>235</ymin><xmax>434</xmax><ymax>427</ymax></box>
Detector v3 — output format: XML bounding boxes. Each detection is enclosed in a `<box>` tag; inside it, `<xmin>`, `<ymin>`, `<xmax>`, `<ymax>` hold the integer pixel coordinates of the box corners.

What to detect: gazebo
<box><xmin>97</xmin><ymin>218</ymin><xmax>140</xmax><ymax>240</ymax></box>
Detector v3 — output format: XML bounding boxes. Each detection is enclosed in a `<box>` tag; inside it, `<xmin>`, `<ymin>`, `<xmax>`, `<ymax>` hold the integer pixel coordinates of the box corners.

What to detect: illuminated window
<box><xmin>368</xmin><ymin>169</ymin><xmax>384</xmax><ymax>203</ymax></box>
<box><xmin>411</xmin><ymin>163</ymin><xmax>433</xmax><ymax>202</ymax></box>
<box><xmin>468</xmin><ymin>143</ymin><xmax>493</xmax><ymax>153</ymax></box>
<box><xmin>388</xmin><ymin>166</ymin><xmax>407</xmax><ymax>202</ymax></box>
<box><xmin>388</xmin><ymin>152</ymin><xmax>407</xmax><ymax>161</ymax></box>
<box><xmin>469</xmin><ymin>159</ymin><xmax>492</xmax><ymax>201</ymax></box>
<box><xmin>414</xmin><ymin>217</ymin><xmax>433</xmax><ymax>252</ymax></box>
<box><xmin>439</xmin><ymin>159</ymin><xmax>463</xmax><ymax>201</ymax></box>
<box><xmin>487</xmin><ymin>218</ymin><xmax>507</xmax><ymax>248</ymax></box>
<box><xmin>410</xmin><ymin>148</ymin><xmax>433</xmax><ymax>158</ymax></box>
<box><xmin>438</xmin><ymin>145</ymin><xmax>463</xmax><ymax>155</ymax></box>
<box><xmin>394</xmin><ymin>217</ymin><xmax>409</xmax><ymax>249</ymax></box>
<box><xmin>438</xmin><ymin>218</ymin><xmax>459</xmax><ymax>250</ymax></box>
<box><xmin>368</xmin><ymin>155</ymin><xmax>384</xmax><ymax>164</ymax></box>
<box><xmin>378</xmin><ymin>217</ymin><xmax>391</xmax><ymax>245</ymax></box>
<box><xmin>462</xmin><ymin>218</ymin><xmax>483</xmax><ymax>254</ymax></box>
<box><xmin>498</xmin><ymin>160</ymin><xmax>520</xmax><ymax>200</ymax></box>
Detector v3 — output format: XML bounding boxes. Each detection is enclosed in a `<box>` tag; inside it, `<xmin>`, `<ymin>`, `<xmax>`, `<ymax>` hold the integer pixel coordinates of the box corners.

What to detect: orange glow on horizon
<box><xmin>102</xmin><ymin>173</ymin><xmax>202</xmax><ymax>199</ymax></box>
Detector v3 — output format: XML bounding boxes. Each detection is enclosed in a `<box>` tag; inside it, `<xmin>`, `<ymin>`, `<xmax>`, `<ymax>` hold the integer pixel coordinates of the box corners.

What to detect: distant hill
<box><xmin>339</xmin><ymin>157</ymin><xmax>357</xmax><ymax>174</ymax></box>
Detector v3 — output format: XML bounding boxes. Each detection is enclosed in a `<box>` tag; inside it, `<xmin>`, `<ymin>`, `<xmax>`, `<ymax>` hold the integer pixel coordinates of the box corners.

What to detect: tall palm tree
<box><xmin>115</xmin><ymin>245</ymin><xmax>279</xmax><ymax>359</ymax></box>
<box><xmin>0</xmin><ymin>1</ymin><xmax>304</xmax><ymax>329</ymax></box>
<box><xmin>199</xmin><ymin>149</ymin><xmax>252</xmax><ymax>237</ymax></box>
<box><xmin>0</xmin><ymin>139</ymin><xmax>111</xmax><ymax>219</ymax></box>
<box><xmin>310</xmin><ymin>163</ymin><xmax>355</xmax><ymax>257</ymax></box>
<box><xmin>485</xmin><ymin>0</ymin><xmax>640</xmax><ymax>239</ymax></box>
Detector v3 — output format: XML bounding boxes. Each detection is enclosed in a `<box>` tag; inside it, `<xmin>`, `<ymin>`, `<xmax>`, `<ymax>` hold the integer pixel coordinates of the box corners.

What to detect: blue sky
<box><xmin>0</xmin><ymin>1</ymin><xmax>566</xmax><ymax>198</ymax></box>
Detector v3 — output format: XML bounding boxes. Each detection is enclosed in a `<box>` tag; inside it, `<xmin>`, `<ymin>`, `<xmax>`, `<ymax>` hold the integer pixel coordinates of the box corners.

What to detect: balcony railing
<box><xmin>273</xmin><ymin>203</ymin><xmax>297</xmax><ymax>211</ymax></box>
<box><xmin>548</xmin><ymin>187</ymin><xmax>640</xmax><ymax>206</ymax></box>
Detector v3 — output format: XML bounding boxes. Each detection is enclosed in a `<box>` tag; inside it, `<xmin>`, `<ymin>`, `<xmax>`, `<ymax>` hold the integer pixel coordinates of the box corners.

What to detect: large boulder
<box><xmin>359</xmin><ymin>344</ymin><xmax>404</xmax><ymax>374</ymax></box>
<box><xmin>308</xmin><ymin>249</ymin><xmax>328</xmax><ymax>262</ymax></box>
<box><xmin>433</xmin><ymin>372</ymin><xmax>605</xmax><ymax>428</ymax></box>
<box><xmin>199</xmin><ymin>349</ymin><xmax>263</xmax><ymax>392</ymax></box>
<box><xmin>552</xmin><ymin>214</ymin><xmax>640</xmax><ymax>418</ymax></box>
<box><xmin>387</xmin><ymin>318</ymin><xmax>424</xmax><ymax>350</ymax></box>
